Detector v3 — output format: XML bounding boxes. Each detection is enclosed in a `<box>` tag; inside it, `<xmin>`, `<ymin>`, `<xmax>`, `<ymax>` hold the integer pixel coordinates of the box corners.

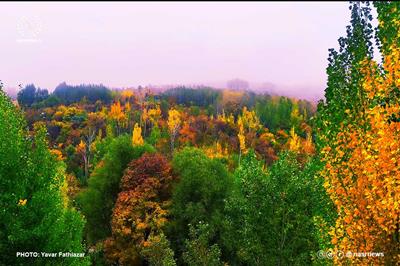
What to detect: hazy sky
<box><xmin>0</xmin><ymin>2</ymin><xmax>356</xmax><ymax>99</ymax></box>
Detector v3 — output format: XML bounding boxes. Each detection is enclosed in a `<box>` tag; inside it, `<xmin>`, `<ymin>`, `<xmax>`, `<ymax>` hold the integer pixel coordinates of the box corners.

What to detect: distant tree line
<box><xmin>17</xmin><ymin>84</ymin><xmax>49</xmax><ymax>107</ymax></box>
<box><xmin>160</xmin><ymin>86</ymin><xmax>221</xmax><ymax>107</ymax></box>
<box><xmin>17</xmin><ymin>82</ymin><xmax>112</xmax><ymax>108</ymax></box>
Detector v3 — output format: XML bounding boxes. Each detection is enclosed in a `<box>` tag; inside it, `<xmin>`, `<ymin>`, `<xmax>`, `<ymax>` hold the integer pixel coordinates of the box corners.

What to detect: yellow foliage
<box><xmin>237</xmin><ymin>117</ymin><xmax>247</xmax><ymax>153</ymax></box>
<box><xmin>121</xmin><ymin>89</ymin><xmax>135</xmax><ymax>100</ymax></box>
<box><xmin>18</xmin><ymin>199</ymin><xmax>27</xmax><ymax>206</ymax></box>
<box><xmin>288</xmin><ymin>127</ymin><xmax>301</xmax><ymax>152</ymax></box>
<box><xmin>204</xmin><ymin>141</ymin><xmax>229</xmax><ymax>159</ymax></box>
<box><xmin>132</xmin><ymin>123</ymin><xmax>144</xmax><ymax>146</ymax></box>
<box><xmin>109</xmin><ymin>101</ymin><xmax>126</xmax><ymax>122</ymax></box>
<box><xmin>50</xmin><ymin>149</ymin><xmax>64</xmax><ymax>161</ymax></box>
<box><xmin>125</xmin><ymin>102</ymin><xmax>131</xmax><ymax>113</ymax></box>
<box><xmin>241</xmin><ymin>106</ymin><xmax>261</xmax><ymax>132</ymax></box>
<box><xmin>302</xmin><ymin>132</ymin><xmax>315</xmax><ymax>155</ymax></box>
<box><xmin>167</xmin><ymin>109</ymin><xmax>181</xmax><ymax>135</ymax></box>
<box><xmin>322</xmin><ymin>44</ymin><xmax>400</xmax><ymax>265</ymax></box>
<box><xmin>147</xmin><ymin>106</ymin><xmax>162</xmax><ymax>123</ymax></box>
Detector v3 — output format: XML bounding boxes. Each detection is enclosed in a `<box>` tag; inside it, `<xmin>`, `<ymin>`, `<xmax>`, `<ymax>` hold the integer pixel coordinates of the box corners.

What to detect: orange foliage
<box><xmin>179</xmin><ymin>121</ymin><xmax>196</xmax><ymax>146</ymax></box>
<box><xmin>109</xmin><ymin>101</ymin><xmax>127</xmax><ymax>124</ymax></box>
<box><xmin>104</xmin><ymin>153</ymin><xmax>176</xmax><ymax>265</ymax></box>
<box><xmin>321</xmin><ymin>46</ymin><xmax>400</xmax><ymax>265</ymax></box>
<box><xmin>50</xmin><ymin>149</ymin><xmax>64</xmax><ymax>161</ymax></box>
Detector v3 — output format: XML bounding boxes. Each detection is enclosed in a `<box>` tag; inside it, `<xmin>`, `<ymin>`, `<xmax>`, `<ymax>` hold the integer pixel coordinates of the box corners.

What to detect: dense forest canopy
<box><xmin>1</xmin><ymin>2</ymin><xmax>399</xmax><ymax>266</ymax></box>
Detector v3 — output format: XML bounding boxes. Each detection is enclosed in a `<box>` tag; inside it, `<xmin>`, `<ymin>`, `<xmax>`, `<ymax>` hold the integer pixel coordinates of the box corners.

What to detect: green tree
<box><xmin>316</xmin><ymin>1</ymin><xmax>374</xmax><ymax>150</ymax></box>
<box><xmin>223</xmin><ymin>151</ymin><xmax>323</xmax><ymax>265</ymax></box>
<box><xmin>0</xmin><ymin>87</ymin><xmax>88</xmax><ymax>266</ymax></box>
<box><xmin>167</xmin><ymin>147</ymin><xmax>232</xmax><ymax>261</ymax></box>
<box><xmin>141</xmin><ymin>232</ymin><xmax>177</xmax><ymax>266</ymax></box>
<box><xmin>183</xmin><ymin>222</ymin><xmax>223</xmax><ymax>266</ymax></box>
<box><xmin>147</xmin><ymin>124</ymin><xmax>161</xmax><ymax>146</ymax></box>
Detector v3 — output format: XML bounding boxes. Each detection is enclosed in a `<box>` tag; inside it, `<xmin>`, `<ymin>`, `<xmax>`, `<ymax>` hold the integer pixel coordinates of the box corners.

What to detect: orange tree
<box><xmin>104</xmin><ymin>153</ymin><xmax>176</xmax><ymax>265</ymax></box>
<box><xmin>317</xmin><ymin>2</ymin><xmax>400</xmax><ymax>265</ymax></box>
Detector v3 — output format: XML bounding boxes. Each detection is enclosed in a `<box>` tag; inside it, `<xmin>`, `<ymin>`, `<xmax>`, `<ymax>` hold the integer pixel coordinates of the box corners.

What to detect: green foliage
<box><xmin>183</xmin><ymin>222</ymin><xmax>223</xmax><ymax>266</ymax></box>
<box><xmin>255</xmin><ymin>95</ymin><xmax>313</xmax><ymax>132</ymax></box>
<box><xmin>374</xmin><ymin>1</ymin><xmax>400</xmax><ymax>55</ymax></box>
<box><xmin>316</xmin><ymin>1</ymin><xmax>374</xmax><ymax>150</ymax></box>
<box><xmin>141</xmin><ymin>233</ymin><xmax>177</xmax><ymax>266</ymax></box>
<box><xmin>313</xmin><ymin>3</ymin><xmax>375</xmax><ymax>255</ymax></box>
<box><xmin>147</xmin><ymin>125</ymin><xmax>161</xmax><ymax>146</ymax></box>
<box><xmin>168</xmin><ymin>147</ymin><xmax>232</xmax><ymax>260</ymax></box>
<box><xmin>76</xmin><ymin>135</ymin><xmax>155</xmax><ymax>244</ymax></box>
<box><xmin>0</xmin><ymin>87</ymin><xmax>88</xmax><ymax>266</ymax></box>
<box><xmin>223</xmin><ymin>150</ymin><xmax>322</xmax><ymax>265</ymax></box>
<box><xmin>53</xmin><ymin>82</ymin><xmax>112</xmax><ymax>105</ymax></box>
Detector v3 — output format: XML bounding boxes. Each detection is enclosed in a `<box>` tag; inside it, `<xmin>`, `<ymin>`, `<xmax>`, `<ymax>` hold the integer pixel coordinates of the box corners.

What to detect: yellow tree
<box><xmin>148</xmin><ymin>106</ymin><xmax>162</xmax><ymax>124</ymax></box>
<box><xmin>321</xmin><ymin>45</ymin><xmax>400</xmax><ymax>265</ymax></box>
<box><xmin>302</xmin><ymin>132</ymin><xmax>315</xmax><ymax>155</ymax></box>
<box><xmin>241</xmin><ymin>106</ymin><xmax>261</xmax><ymax>133</ymax></box>
<box><xmin>120</xmin><ymin>89</ymin><xmax>135</xmax><ymax>103</ymax></box>
<box><xmin>237</xmin><ymin>116</ymin><xmax>247</xmax><ymax>165</ymax></box>
<box><xmin>288</xmin><ymin>127</ymin><xmax>301</xmax><ymax>153</ymax></box>
<box><xmin>167</xmin><ymin>109</ymin><xmax>182</xmax><ymax>153</ymax></box>
<box><xmin>290</xmin><ymin>101</ymin><xmax>303</xmax><ymax>131</ymax></box>
<box><xmin>144</xmin><ymin>105</ymin><xmax>162</xmax><ymax>136</ymax></box>
<box><xmin>76</xmin><ymin>140</ymin><xmax>89</xmax><ymax>182</ymax></box>
<box><xmin>109</xmin><ymin>101</ymin><xmax>127</xmax><ymax>136</ymax></box>
<box><xmin>132</xmin><ymin>123</ymin><xmax>144</xmax><ymax>146</ymax></box>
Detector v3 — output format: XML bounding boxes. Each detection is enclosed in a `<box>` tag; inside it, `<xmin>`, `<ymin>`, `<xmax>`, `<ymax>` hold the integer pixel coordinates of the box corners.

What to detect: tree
<box><xmin>132</xmin><ymin>123</ymin><xmax>144</xmax><ymax>146</ymax></box>
<box><xmin>317</xmin><ymin>2</ymin><xmax>400</xmax><ymax>265</ymax></box>
<box><xmin>17</xmin><ymin>84</ymin><xmax>36</xmax><ymax>106</ymax></box>
<box><xmin>161</xmin><ymin>87</ymin><xmax>220</xmax><ymax>108</ymax></box>
<box><xmin>109</xmin><ymin>101</ymin><xmax>127</xmax><ymax>136</ymax></box>
<box><xmin>141</xmin><ymin>232</ymin><xmax>176</xmax><ymax>266</ymax></box>
<box><xmin>76</xmin><ymin>135</ymin><xmax>155</xmax><ymax>244</ymax></box>
<box><xmin>223</xmin><ymin>151</ymin><xmax>321</xmax><ymax>265</ymax></box>
<box><xmin>76</xmin><ymin>124</ymin><xmax>97</xmax><ymax>184</ymax></box>
<box><xmin>316</xmin><ymin>1</ymin><xmax>374</xmax><ymax>151</ymax></box>
<box><xmin>179</xmin><ymin>121</ymin><xmax>197</xmax><ymax>146</ymax></box>
<box><xmin>104</xmin><ymin>153</ymin><xmax>175</xmax><ymax>265</ymax></box>
<box><xmin>17</xmin><ymin>84</ymin><xmax>49</xmax><ymax>107</ymax></box>
<box><xmin>183</xmin><ymin>222</ymin><xmax>224</xmax><ymax>266</ymax></box>
<box><xmin>167</xmin><ymin>109</ymin><xmax>181</xmax><ymax>152</ymax></box>
<box><xmin>147</xmin><ymin>125</ymin><xmax>161</xmax><ymax>146</ymax></box>
<box><xmin>53</xmin><ymin>82</ymin><xmax>112</xmax><ymax>104</ymax></box>
<box><xmin>237</xmin><ymin>116</ymin><xmax>246</xmax><ymax>164</ymax></box>
<box><xmin>0</xmin><ymin>86</ymin><xmax>88</xmax><ymax>265</ymax></box>
<box><xmin>287</xmin><ymin>127</ymin><xmax>301</xmax><ymax>153</ymax></box>
<box><xmin>167</xmin><ymin>148</ymin><xmax>232</xmax><ymax>261</ymax></box>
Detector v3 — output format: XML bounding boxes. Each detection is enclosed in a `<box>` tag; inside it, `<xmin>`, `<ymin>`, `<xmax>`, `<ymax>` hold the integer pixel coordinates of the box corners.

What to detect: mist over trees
<box><xmin>54</xmin><ymin>82</ymin><xmax>113</xmax><ymax>105</ymax></box>
<box><xmin>1</xmin><ymin>1</ymin><xmax>399</xmax><ymax>265</ymax></box>
<box><xmin>17</xmin><ymin>82</ymin><xmax>113</xmax><ymax>108</ymax></box>
<box><xmin>17</xmin><ymin>84</ymin><xmax>49</xmax><ymax>107</ymax></box>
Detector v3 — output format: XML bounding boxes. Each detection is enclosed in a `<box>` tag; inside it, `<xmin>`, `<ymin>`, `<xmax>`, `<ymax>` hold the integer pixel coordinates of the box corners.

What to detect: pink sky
<box><xmin>0</xmin><ymin>2</ymin><xmax>356</xmax><ymax>99</ymax></box>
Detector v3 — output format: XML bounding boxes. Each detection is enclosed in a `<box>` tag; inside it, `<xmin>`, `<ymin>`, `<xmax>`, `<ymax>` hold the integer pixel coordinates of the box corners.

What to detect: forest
<box><xmin>0</xmin><ymin>2</ymin><xmax>399</xmax><ymax>266</ymax></box>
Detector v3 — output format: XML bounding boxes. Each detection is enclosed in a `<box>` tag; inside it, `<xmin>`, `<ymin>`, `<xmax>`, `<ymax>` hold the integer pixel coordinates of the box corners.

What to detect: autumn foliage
<box><xmin>318</xmin><ymin>2</ymin><xmax>400</xmax><ymax>265</ymax></box>
<box><xmin>104</xmin><ymin>153</ymin><xmax>175</xmax><ymax>265</ymax></box>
